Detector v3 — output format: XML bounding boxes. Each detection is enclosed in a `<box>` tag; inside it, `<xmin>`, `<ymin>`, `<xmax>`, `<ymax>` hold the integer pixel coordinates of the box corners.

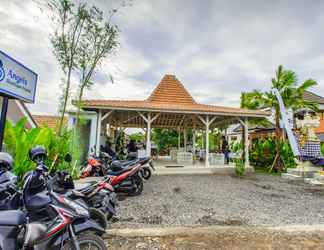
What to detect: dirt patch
<box><xmin>196</xmin><ymin>215</ymin><xmax>247</xmax><ymax>226</ymax></box>
<box><xmin>105</xmin><ymin>227</ymin><xmax>324</xmax><ymax>250</ymax></box>
<box><xmin>264</xmin><ymin>192</ymin><xmax>288</xmax><ymax>199</ymax></box>
<box><xmin>113</xmin><ymin>217</ymin><xmax>135</xmax><ymax>223</ymax></box>
<box><xmin>254</xmin><ymin>183</ymin><xmax>272</xmax><ymax>189</ymax></box>
<box><xmin>303</xmin><ymin>187</ymin><xmax>324</xmax><ymax>196</ymax></box>
<box><xmin>139</xmin><ymin>215</ymin><xmax>163</xmax><ymax>225</ymax></box>
<box><xmin>230</xmin><ymin>174</ymin><xmax>258</xmax><ymax>181</ymax></box>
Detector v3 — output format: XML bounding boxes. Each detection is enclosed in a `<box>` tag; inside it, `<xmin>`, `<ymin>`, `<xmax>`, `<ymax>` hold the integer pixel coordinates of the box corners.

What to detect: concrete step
<box><xmin>154</xmin><ymin>166</ymin><xmax>249</xmax><ymax>175</ymax></box>
<box><xmin>287</xmin><ymin>168</ymin><xmax>318</xmax><ymax>178</ymax></box>
<box><xmin>303</xmin><ymin>178</ymin><xmax>324</xmax><ymax>185</ymax></box>
<box><xmin>154</xmin><ymin>167</ymin><xmax>215</xmax><ymax>175</ymax></box>
<box><xmin>281</xmin><ymin>173</ymin><xmax>303</xmax><ymax>181</ymax></box>
<box><xmin>313</xmin><ymin>173</ymin><xmax>324</xmax><ymax>181</ymax></box>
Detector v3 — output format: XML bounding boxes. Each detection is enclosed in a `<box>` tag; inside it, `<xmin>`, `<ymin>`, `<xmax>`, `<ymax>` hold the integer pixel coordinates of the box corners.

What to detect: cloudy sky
<box><xmin>1</xmin><ymin>0</ymin><xmax>324</xmax><ymax>115</ymax></box>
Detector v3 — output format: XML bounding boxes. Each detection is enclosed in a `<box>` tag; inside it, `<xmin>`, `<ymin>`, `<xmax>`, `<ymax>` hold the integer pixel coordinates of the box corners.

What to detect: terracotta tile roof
<box><xmin>303</xmin><ymin>91</ymin><xmax>324</xmax><ymax>105</ymax></box>
<box><xmin>33</xmin><ymin>115</ymin><xmax>67</xmax><ymax>130</ymax></box>
<box><xmin>148</xmin><ymin>74</ymin><xmax>196</xmax><ymax>104</ymax></box>
<box><xmin>78</xmin><ymin>74</ymin><xmax>268</xmax><ymax>118</ymax></box>
<box><xmin>80</xmin><ymin>99</ymin><xmax>267</xmax><ymax>116</ymax></box>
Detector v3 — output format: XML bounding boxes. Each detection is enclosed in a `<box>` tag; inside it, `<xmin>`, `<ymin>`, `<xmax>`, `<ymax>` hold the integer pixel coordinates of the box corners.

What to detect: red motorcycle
<box><xmin>107</xmin><ymin>158</ymin><xmax>151</xmax><ymax>196</ymax></box>
<box><xmin>82</xmin><ymin>159</ymin><xmax>148</xmax><ymax>196</ymax></box>
<box><xmin>81</xmin><ymin>156</ymin><xmax>106</xmax><ymax>178</ymax></box>
<box><xmin>81</xmin><ymin>151</ymin><xmax>155</xmax><ymax>180</ymax></box>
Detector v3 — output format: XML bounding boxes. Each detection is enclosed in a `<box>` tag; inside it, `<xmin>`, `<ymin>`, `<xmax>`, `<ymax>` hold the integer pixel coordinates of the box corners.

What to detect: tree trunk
<box><xmin>75</xmin><ymin>85</ymin><xmax>85</xmax><ymax>129</ymax></box>
<box><xmin>58</xmin><ymin>66</ymin><xmax>72</xmax><ymax>136</ymax></box>
<box><xmin>271</xmin><ymin>108</ymin><xmax>284</xmax><ymax>172</ymax></box>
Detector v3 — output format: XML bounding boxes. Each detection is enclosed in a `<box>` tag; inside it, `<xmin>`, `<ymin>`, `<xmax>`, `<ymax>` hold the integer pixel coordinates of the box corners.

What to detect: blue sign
<box><xmin>0</xmin><ymin>50</ymin><xmax>37</xmax><ymax>103</ymax></box>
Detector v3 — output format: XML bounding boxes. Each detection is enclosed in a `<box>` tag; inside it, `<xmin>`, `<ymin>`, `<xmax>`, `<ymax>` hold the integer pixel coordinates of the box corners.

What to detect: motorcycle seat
<box><xmin>0</xmin><ymin>210</ymin><xmax>26</xmax><ymax>225</ymax></box>
<box><xmin>110</xmin><ymin>159</ymin><xmax>139</xmax><ymax>171</ymax></box>
<box><xmin>71</xmin><ymin>190</ymin><xmax>86</xmax><ymax>197</ymax></box>
<box><xmin>25</xmin><ymin>191</ymin><xmax>51</xmax><ymax>211</ymax></box>
<box><xmin>106</xmin><ymin>165</ymin><xmax>135</xmax><ymax>176</ymax></box>
<box><xmin>75</xmin><ymin>182</ymin><xmax>96</xmax><ymax>195</ymax></box>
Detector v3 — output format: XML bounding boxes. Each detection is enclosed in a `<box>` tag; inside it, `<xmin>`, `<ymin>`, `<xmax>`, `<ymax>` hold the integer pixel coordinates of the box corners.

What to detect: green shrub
<box><xmin>234</xmin><ymin>159</ymin><xmax>245</xmax><ymax>176</ymax></box>
<box><xmin>321</xmin><ymin>143</ymin><xmax>324</xmax><ymax>156</ymax></box>
<box><xmin>249</xmin><ymin>137</ymin><xmax>296</xmax><ymax>171</ymax></box>
<box><xmin>231</xmin><ymin>141</ymin><xmax>243</xmax><ymax>153</ymax></box>
<box><xmin>3</xmin><ymin>118</ymin><xmax>81</xmax><ymax>179</ymax></box>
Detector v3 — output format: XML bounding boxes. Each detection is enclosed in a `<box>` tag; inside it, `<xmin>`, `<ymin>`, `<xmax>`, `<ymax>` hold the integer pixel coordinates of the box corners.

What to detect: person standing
<box><xmin>101</xmin><ymin>140</ymin><xmax>116</xmax><ymax>158</ymax></box>
<box><xmin>221</xmin><ymin>136</ymin><xmax>230</xmax><ymax>164</ymax></box>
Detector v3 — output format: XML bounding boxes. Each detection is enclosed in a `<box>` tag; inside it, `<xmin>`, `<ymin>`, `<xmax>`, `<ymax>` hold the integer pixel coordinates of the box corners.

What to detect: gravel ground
<box><xmin>110</xmin><ymin>173</ymin><xmax>324</xmax><ymax>228</ymax></box>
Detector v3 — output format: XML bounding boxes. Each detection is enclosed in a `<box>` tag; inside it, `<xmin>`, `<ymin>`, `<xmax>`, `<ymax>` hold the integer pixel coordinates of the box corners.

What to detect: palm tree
<box><xmin>241</xmin><ymin>65</ymin><xmax>318</xmax><ymax>170</ymax></box>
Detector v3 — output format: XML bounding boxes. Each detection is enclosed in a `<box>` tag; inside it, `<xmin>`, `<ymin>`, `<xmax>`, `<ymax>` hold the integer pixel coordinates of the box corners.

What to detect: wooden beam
<box><xmin>101</xmin><ymin>110</ymin><xmax>114</xmax><ymax>122</ymax></box>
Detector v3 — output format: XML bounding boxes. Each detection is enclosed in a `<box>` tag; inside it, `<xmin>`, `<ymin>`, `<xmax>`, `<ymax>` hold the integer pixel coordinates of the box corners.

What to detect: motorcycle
<box><xmin>107</xmin><ymin>161</ymin><xmax>146</xmax><ymax>196</ymax></box>
<box><xmin>81</xmin><ymin>149</ymin><xmax>155</xmax><ymax>180</ymax></box>
<box><xmin>53</xmin><ymin>171</ymin><xmax>118</xmax><ymax>222</ymax></box>
<box><xmin>0</xmin><ymin>156</ymin><xmax>110</xmax><ymax>231</ymax></box>
<box><xmin>0</xmin><ymin>192</ymin><xmax>106</xmax><ymax>249</ymax></box>
<box><xmin>81</xmin><ymin>146</ymin><xmax>155</xmax><ymax>180</ymax></box>
<box><xmin>110</xmin><ymin>152</ymin><xmax>155</xmax><ymax>180</ymax></box>
<box><xmin>0</xmin><ymin>162</ymin><xmax>107</xmax><ymax>249</ymax></box>
<box><xmin>0</xmin><ymin>164</ymin><xmax>22</xmax><ymax>210</ymax></box>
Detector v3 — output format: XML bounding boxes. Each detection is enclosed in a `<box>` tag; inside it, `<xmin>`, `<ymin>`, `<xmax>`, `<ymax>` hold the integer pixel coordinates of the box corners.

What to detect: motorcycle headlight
<box><xmin>64</xmin><ymin>197</ymin><xmax>89</xmax><ymax>217</ymax></box>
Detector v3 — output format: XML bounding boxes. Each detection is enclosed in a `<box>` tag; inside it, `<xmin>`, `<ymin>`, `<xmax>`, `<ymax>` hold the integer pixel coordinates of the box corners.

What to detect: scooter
<box><xmin>0</xmin><ymin>164</ymin><xmax>22</xmax><ymax>210</ymax></box>
<box><xmin>108</xmin><ymin>155</ymin><xmax>155</xmax><ymax>180</ymax></box>
<box><xmin>0</xmin><ymin>158</ymin><xmax>110</xmax><ymax>232</ymax></box>
<box><xmin>0</xmin><ymin>161</ymin><xmax>107</xmax><ymax>249</ymax></box>
<box><xmin>81</xmin><ymin>149</ymin><xmax>155</xmax><ymax>180</ymax></box>
<box><xmin>0</xmin><ymin>192</ymin><xmax>106</xmax><ymax>249</ymax></box>
<box><xmin>52</xmin><ymin>171</ymin><xmax>118</xmax><ymax>222</ymax></box>
<box><xmin>108</xmin><ymin>162</ymin><xmax>145</xmax><ymax>196</ymax></box>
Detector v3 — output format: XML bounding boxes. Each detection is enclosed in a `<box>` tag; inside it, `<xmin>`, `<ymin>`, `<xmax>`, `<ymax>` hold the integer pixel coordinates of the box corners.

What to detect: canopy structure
<box><xmin>72</xmin><ymin>74</ymin><xmax>269</xmax><ymax>167</ymax></box>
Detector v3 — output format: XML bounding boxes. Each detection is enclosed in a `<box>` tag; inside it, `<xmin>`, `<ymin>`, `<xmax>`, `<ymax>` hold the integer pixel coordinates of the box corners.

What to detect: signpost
<box><xmin>0</xmin><ymin>50</ymin><xmax>37</xmax><ymax>150</ymax></box>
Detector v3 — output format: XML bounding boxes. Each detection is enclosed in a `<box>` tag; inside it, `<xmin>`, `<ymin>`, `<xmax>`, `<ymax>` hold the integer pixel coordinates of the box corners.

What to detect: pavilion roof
<box><xmin>78</xmin><ymin>74</ymin><xmax>268</xmax><ymax>118</ymax></box>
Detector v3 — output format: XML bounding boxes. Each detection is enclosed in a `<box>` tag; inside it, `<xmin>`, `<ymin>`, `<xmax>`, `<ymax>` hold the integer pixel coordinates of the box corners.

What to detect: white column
<box><xmin>96</xmin><ymin>110</ymin><xmax>102</xmax><ymax>155</ymax></box>
<box><xmin>183</xmin><ymin>129</ymin><xmax>187</xmax><ymax>151</ymax></box>
<box><xmin>205</xmin><ymin>115</ymin><xmax>209</xmax><ymax>167</ymax></box>
<box><xmin>89</xmin><ymin>114</ymin><xmax>98</xmax><ymax>154</ymax></box>
<box><xmin>138</xmin><ymin>112</ymin><xmax>159</xmax><ymax>157</ymax></box>
<box><xmin>146</xmin><ymin>113</ymin><xmax>151</xmax><ymax>157</ymax></box>
<box><xmin>192</xmin><ymin>129</ymin><xmax>196</xmax><ymax>153</ymax></box>
<box><xmin>244</xmin><ymin>117</ymin><xmax>250</xmax><ymax>167</ymax></box>
<box><xmin>192</xmin><ymin>128</ymin><xmax>196</xmax><ymax>162</ymax></box>
<box><xmin>198</xmin><ymin>115</ymin><xmax>216</xmax><ymax>167</ymax></box>
<box><xmin>201</xmin><ymin>129</ymin><xmax>204</xmax><ymax>149</ymax></box>
<box><xmin>178</xmin><ymin>127</ymin><xmax>181</xmax><ymax>149</ymax></box>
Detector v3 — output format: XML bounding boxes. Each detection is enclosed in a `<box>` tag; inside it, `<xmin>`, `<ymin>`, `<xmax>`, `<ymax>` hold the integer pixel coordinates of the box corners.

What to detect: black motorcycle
<box><xmin>0</xmin><ymin>152</ymin><xmax>106</xmax><ymax>249</ymax></box>
<box><xmin>0</xmin><ymin>164</ymin><xmax>22</xmax><ymax>210</ymax></box>
<box><xmin>52</xmin><ymin>170</ymin><xmax>117</xmax><ymax>223</ymax></box>
<box><xmin>0</xmin><ymin>192</ymin><xmax>106</xmax><ymax>249</ymax></box>
<box><xmin>100</xmin><ymin>151</ymin><xmax>155</xmax><ymax>180</ymax></box>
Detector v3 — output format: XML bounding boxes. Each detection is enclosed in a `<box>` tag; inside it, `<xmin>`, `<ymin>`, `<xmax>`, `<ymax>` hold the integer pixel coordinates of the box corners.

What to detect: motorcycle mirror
<box><xmin>64</xmin><ymin>153</ymin><xmax>72</xmax><ymax>163</ymax></box>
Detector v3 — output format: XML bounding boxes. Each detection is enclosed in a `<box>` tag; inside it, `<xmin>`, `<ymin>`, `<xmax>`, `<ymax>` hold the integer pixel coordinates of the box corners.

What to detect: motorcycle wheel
<box><xmin>141</xmin><ymin>167</ymin><xmax>151</xmax><ymax>180</ymax></box>
<box><xmin>128</xmin><ymin>175</ymin><xmax>143</xmax><ymax>196</ymax></box>
<box><xmin>89</xmin><ymin>207</ymin><xmax>108</xmax><ymax>231</ymax></box>
<box><xmin>63</xmin><ymin>232</ymin><xmax>107</xmax><ymax>250</ymax></box>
